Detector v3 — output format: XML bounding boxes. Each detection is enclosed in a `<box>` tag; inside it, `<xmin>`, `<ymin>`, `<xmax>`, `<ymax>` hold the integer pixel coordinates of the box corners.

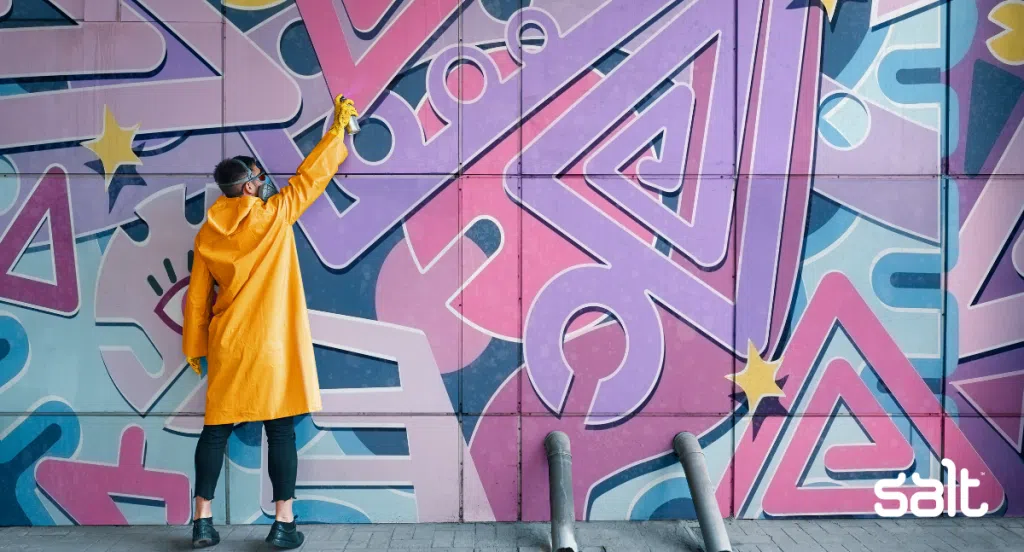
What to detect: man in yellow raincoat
<box><xmin>182</xmin><ymin>95</ymin><xmax>358</xmax><ymax>550</ymax></box>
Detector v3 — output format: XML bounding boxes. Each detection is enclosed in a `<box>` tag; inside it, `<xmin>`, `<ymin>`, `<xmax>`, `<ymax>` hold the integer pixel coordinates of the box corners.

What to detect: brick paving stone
<box><xmin>431</xmin><ymin>529</ymin><xmax>454</xmax><ymax>547</ymax></box>
<box><xmin>387</xmin><ymin>538</ymin><xmax>434</xmax><ymax>549</ymax></box>
<box><xmin>732</xmin><ymin>533</ymin><xmax>774</xmax><ymax>545</ymax></box>
<box><xmin>846</xmin><ymin>525</ymin><xmax>890</xmax><ymax>547</ymax></box>
<box><xmin>635</xmin><ymin>522</ymin><xmax>679</xmax><ymax>550</ymax></box>
<box><xmin>452</xmin><ymin>530</ymin><xmax>475</xmax><ymax>548</ymax></box>
<box><xmin>781</xmin><ymin>525</ymin><xmax>821</xmax><ymax>542</ymax></box>
<box><xmin>5</xmin><ymin>518</ymin><xmax>1024</xmax><ymax>551</ymax></box>
<box><xmin>933</xmin><ymin>526</ymin><xmax>984</xmax><ymax>549</ymax></box>
<box><xmin>390</xmin><ymin>524</ymin><xmax>415</xmax><ymax>540</ymax></box>
<box><xmin>603</xmin><ymin>544</ymin><xmax>651</xmax><ymax>552</ymax></box>
<box><xmin>303</xmin><ymin>542</ymin><xmax>348</xmax><ymax>551</ymax></box>
<box><xmin>802</xmin><ymin>526</ymin><xmax>850</xmax><ymax>543</ymax></box>
<box><xmin>475</xmin><ymin>523</ymin><xmax>496</xmax><ymax>540</ymax></box>
<box><xmin>344</xmin><ymin>530</ymin><xmax>373</xmax><ymax>549</ymax></box>
<box><xmin>762</xmin><ymin>526</ymin><xmax>807</xmax><ymax>549</ymax></box>
<box><xmin>366</xmin><ymin>530</ymin><xmax>392</xmax><ymax>548</ymax></box>
<box><xmin>495</xmin><ymin>523</ymin><xmax>516</xmax><ymax>541</ymax></box>
<box><xmin>515</xmin><ymin>524</ymin><xmax>548</xmax><ymax>548</ymax></box>
<box><xmin>735</xmin><ymin>521</ymin><xmax>769</xmax><ymax>535</ymax></box>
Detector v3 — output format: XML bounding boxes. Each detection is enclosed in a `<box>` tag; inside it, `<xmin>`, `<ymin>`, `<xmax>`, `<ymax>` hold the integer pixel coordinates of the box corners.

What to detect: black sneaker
<box><xmin>265</xmin><ymin>518</ymin><xmax>304</xmax><ymax>549</ymax></box>
<box><xmin>191</xmin><ymin>517</ymin><xmax>220</xmax><ymax>549</ymax></box>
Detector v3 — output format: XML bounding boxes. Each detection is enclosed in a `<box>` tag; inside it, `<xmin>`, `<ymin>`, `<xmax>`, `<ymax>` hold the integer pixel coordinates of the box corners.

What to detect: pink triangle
<box><xmin>762</xmin><ymin>359</ymin><xmax>917</xmax><ymax>516</ymax></box>
<box><xmin>0</xmin><ymin>167</ymin><xmax>79</xmax><ymax>315</ymax></box>
<box><xmin>953</xmin><ymin>371</ymin><xmax>1024</xmax><ymax>451</ymax></box>
<box><xmin>726</xmin><ymin>273</ymin><xmax>1004</xmax><ymax>516</ymax></box>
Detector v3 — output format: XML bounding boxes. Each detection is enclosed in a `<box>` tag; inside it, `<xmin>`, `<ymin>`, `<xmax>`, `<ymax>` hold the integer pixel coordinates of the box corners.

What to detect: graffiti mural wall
<box><xmin>0</xmin><ymin>0</ymin><xmax>1022</xmax><ymax>525</ymax></box>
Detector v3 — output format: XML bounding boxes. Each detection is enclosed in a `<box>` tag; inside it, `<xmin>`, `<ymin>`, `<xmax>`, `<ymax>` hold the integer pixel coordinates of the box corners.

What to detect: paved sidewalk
<box><xmin>2</xmin><ymin>518</ymin><xmax>1024</xmax><ymax>551</ymax></box>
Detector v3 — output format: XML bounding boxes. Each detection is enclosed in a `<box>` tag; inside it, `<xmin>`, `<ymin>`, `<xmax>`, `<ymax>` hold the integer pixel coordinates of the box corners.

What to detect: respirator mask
<box><xmin>222</xmin><ymin>157</ymin><xmax>278</xmax><ymax>202</ymax></box>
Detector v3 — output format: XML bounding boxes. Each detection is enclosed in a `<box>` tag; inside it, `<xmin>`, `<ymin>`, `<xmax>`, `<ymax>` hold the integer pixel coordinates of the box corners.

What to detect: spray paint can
<box><xmin>339</xmin><ymin>95</ymin><xmax>361</xmax><ymax>135</ymax></box>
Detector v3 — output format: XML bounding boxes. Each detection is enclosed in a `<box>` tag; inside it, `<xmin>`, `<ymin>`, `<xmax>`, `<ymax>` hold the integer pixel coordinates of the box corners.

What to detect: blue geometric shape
<box><xmin>280</xmin><ymin>20</ymin><xmax>321</xmax><ymax>77</ymax></box>
<box><xmin>585</xmin><ymin>453</ymin><xmax>679</xmax><ymax>519</ymax></box>
<box><xmin>457</xmin><ymin>335</ymin><xmax>519</xmax><ymax>419</ymax></box>
<box><xmin>872</xmin><ymin>251</ymin><xmax>942</xmax><ymax>310</ymax></box>
<box><xmin>228</xmin><ymin>422</ymin><xmax>263</xmax><ymax>469</ymax></box>
<box><xmin>389</xmin><ymin>64</ymin><xmax>429</xmax><ymax>107</ymax></box>
<box><xmin>0</xmin><ymin>401</ymin><xmax>80</xmax><ymax>526</ymax></box>
<box><xmin>229</xmin><ymin>416</ymin><xmax>322</xmax><ymax>470</ymax></box>
<box><xmin>466</xmin><ymin>218</ymin><xmax>502</xmax><ymax>256</ymax></box>
<box><xmin>630</xmin><ymin>477</ymin><xmax>695</xmax><ymax>520</ymax></box>
<box><xmin>965</xmin><ymin>61</ymin><xmax>1024</xmax><ymax>175</ymax></box>
<box><xmin>593</xmin><ymin>49</ymin><xmax>629</xmax><ymax>75</ymax></box>
<box><xmin>804</xmin><ymin>194</ymin><xmax>856</xmax><ymax>258</ymax></box>
<box><xmin>875</xmin><ymin>0</ymin><xmax>970</xmax><ymax>155</ymax></box>
<box><xmin>818</xmin><ymin>92</ymin><xmax>870</xmax><ymax>149</ymax></box>
<box><xmin>0</xmin><ymin>157</ymin><xmax>17</xmax><ymax>213</ymax></box>
<box><xmin>211</xmin><ymin>0</ymin><xmax>295</xmax><ymax>33</ymax></box>
<box><xmin>349</xmin><ymin>428</ymin><xmax>409</xmax><ymax>456</ymax></box>
<box><xmin>0</xmin><ymin>315</ymin><xmax>28</xmax><ymax>390</ymax></box>
<box><xmin>291</xmin><ymin>499</ymin><xmax>371</xmax><ymax>524</ymax></box>
<box><xmin>480</xmin><ymin>0</ymin><xmax>530</xmax><ymax>21</ymax></box>
<box><xmin>821</xmin><ymin>0</ymin><xmax>874</xmax><ymax>79</ymax></box>
<box><xmin>352</xmin><ymin>120</ymin><xmax>393</xmax><ymax>164</ymax></box>
<box><xmin>0</xmin><ymin>0</ymin><xmax>73</xmax><ymax>28</ymax></box>
<box><xmin>314</xmin><ymin>346</ymin><xmax>399</xmax><ymax>390</ymax></box>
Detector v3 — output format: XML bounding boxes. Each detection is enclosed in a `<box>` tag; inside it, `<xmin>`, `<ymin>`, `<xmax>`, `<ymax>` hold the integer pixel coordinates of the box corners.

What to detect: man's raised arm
<box><xmin>270</xmin><ymin>95</ymin><xmax>359</xmax><ymax>224</ymax></box>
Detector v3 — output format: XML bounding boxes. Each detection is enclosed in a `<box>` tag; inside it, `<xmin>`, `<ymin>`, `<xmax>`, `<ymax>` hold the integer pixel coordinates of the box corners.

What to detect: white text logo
<box><xmin>873</xmin><ymin>459</ymin><xmax>989</xmax><ymax>517</ymax></box>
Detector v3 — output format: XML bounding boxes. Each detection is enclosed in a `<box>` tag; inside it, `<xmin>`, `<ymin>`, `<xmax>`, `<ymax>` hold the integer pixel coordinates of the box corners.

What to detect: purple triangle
<box><xmin>954</xmin><ymin>371</ymin><xmax>1024</xmax><ymax>451</ymax></box>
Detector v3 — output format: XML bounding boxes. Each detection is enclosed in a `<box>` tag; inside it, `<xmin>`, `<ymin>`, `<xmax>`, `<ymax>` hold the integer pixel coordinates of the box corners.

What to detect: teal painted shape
<box><xmin>965</xmin><ymin>61</ymin><xmax>1024</xmax><ymax>175</ymax></box>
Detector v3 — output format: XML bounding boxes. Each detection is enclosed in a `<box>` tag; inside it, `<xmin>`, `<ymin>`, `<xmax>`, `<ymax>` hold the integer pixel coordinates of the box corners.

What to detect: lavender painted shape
<box><xmin>509</xmin><ymin>0</ymin><xmax>815</xmax><ymax>421</ymax></box>
<box><xmin>258</xmin><ymin>0</ymin><xmax>689</xmax><ymax>270</ymax></box>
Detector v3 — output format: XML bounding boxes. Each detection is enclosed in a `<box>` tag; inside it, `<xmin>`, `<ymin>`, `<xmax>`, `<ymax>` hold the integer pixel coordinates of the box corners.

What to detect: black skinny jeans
<box><xmin>194</xmin><ymin>416</ymin><xmax>297</xmax><ymax>503</ymax></box>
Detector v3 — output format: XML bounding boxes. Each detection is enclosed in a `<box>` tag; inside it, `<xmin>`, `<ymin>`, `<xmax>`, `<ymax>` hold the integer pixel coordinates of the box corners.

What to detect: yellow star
<box><xmin>81</xmin><ymin>105</ymin><xmax>142</xmax><ymax>190</ymax></box>
<box><xmin>819</xmin><ymin>0</ymin><xmax>840</xmax><ymax>22</ymax></box>
<box><xmin>726</xmin><ymin>341</ymin><xmax>785</xmax><ymax>414</ymax></box>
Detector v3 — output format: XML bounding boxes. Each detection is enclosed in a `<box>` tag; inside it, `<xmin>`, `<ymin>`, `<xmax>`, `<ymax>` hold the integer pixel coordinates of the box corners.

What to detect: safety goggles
<box><xmin>223</xmin><ymin>157</ymin><xmax>268</xmax><ymax>187</ymax></box>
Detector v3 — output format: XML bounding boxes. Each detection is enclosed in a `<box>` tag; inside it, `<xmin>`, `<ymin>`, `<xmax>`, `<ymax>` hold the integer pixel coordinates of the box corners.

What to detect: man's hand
<box><xmin>188</xmin><ymin>357</ymin><xmax>203</xmax><ymax>375</ymax></box>
<box><xmin>328</xmin><ymin>95</ymin><xmax>359</xmax><ymax>136</ymax></box>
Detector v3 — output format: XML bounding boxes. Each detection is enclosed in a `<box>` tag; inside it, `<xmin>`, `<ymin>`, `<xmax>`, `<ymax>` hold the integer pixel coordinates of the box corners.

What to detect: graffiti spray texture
<box><xmin>0</xmin><ymin>0</ymin><xmax>1022</xmax><ymax>524</ymax></box>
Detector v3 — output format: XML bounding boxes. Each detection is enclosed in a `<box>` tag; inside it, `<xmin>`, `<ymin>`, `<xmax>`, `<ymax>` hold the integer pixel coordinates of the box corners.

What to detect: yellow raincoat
<box><xmin>182</xmin><ymin>97</ymin><xmax>356</xmax><ymax>425</ymax></box>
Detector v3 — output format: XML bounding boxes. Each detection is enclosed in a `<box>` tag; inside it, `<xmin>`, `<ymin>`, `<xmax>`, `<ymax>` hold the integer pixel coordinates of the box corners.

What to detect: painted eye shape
<box><xmin>151</xmin><ymin>253</ymin><xmax>191</xmax><ymax>335</ymax></box>
<box><xmin>155</xmin><ymin>278</ymin><xmax>190</xmax><ymax>334</ymax></box>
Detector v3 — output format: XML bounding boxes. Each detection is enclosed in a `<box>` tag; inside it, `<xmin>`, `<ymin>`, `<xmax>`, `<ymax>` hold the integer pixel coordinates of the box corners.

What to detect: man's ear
<box><xmin>244</xmin><ymin>181</ymin><xmax>258</xmax><ymax>196</ymax></box>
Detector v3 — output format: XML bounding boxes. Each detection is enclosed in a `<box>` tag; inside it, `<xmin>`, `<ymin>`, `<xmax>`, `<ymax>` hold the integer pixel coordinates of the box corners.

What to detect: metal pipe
<box><xmin>544</xmin><ymin>431</ymin><xmax>579</xmax><ymax>552</ymax></box>
<box><xmin>673</xmin><ymin>432</ymin><xmax>732</xmax><ymax>552</ymax></box>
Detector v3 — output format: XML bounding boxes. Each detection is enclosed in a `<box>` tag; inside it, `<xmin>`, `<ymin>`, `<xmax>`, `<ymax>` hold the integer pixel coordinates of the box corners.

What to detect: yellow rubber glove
<box><xmin>188</xmin><ymin>357</ymin><xmax>202</xmax><ymax>375</ymax></box>
<box><xmin>327</xmin><ymin>95</ymin><xmax>359</xmax><ymax>136</ymax></box>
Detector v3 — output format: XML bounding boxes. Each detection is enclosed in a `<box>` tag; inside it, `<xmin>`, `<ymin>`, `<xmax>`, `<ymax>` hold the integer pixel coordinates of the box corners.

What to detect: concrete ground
<box><xmin>2</xmin><ymin>518</ymin><xmax>1024</xmax><ymax>551</ymax></box>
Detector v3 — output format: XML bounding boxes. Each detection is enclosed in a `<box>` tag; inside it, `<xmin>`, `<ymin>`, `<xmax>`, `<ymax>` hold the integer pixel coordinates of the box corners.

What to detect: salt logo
<box><xmin>874</xmin><ymin>459</ymin><xmax>990</xmax><ymax>517</ymax></box>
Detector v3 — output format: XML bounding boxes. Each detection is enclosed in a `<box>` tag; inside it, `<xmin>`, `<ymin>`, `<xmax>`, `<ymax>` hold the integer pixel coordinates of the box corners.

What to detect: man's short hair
<box><xmin>213</xmin><ymin>156</ymin><xmax>257</xmax><ymax>198</ymax></box>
